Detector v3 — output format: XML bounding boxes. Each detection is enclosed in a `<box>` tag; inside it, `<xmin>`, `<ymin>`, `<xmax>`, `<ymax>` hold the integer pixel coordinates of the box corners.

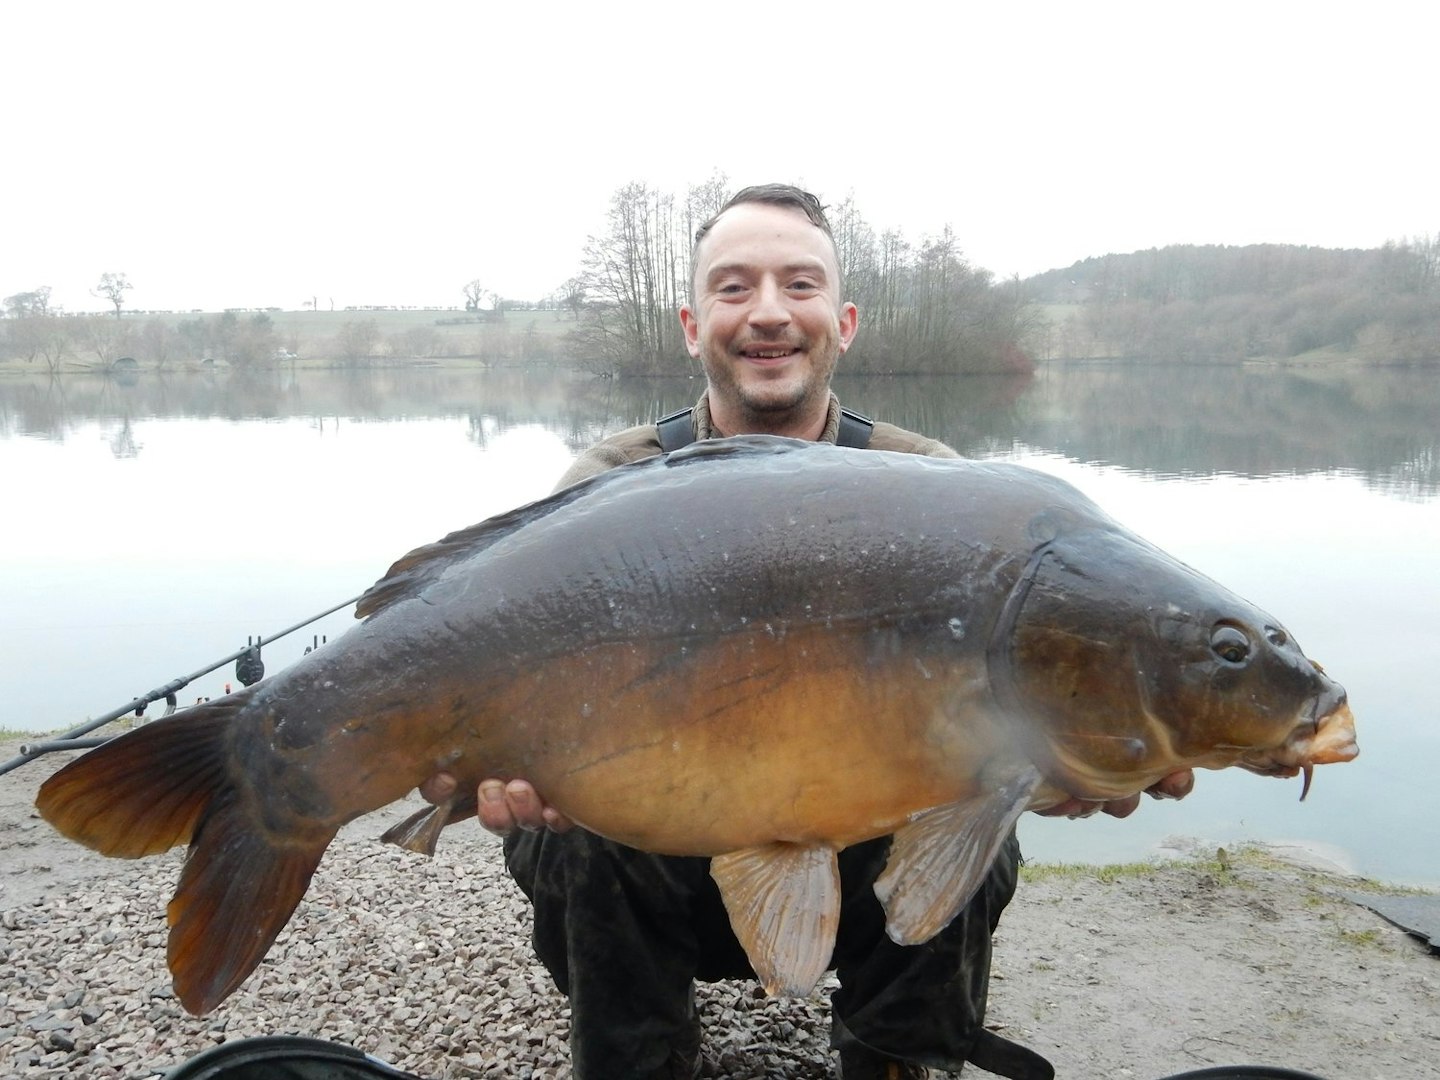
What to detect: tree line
<box><xmin>1027</xmin><ymin>238</ymin><xmax>1439</xmax><ymax>364</ymax></box>
<box><xmin>0</xmin><ymin>306</ymin><xmax>288</xmax><ymax>373</ymax></box>
<box><xmin>0</xmin><ymin>302</ymin><xmax>570</xmax><ymax>372</ymax></box>
<box><xmin>9</xmin><ymin>193</ymin><xmax>1433</xmax><ymax>372</ymax></box>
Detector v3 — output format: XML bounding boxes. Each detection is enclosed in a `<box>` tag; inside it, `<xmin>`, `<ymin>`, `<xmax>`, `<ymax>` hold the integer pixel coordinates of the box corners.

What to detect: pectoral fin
<box><xmin>876</xmin><ymin>766</ymin><xmax>1041</xmax><ymax>945</ymax></box>
<box><xmin>711</xmin><ymin>842</ymin><xmax>840</xmax><ymax>997</ymax></box>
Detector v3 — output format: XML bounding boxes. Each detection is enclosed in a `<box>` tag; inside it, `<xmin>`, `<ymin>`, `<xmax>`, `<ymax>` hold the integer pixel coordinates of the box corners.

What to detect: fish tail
<box><xmin>166</xmin><ymin>789</ymin><xmax>334</xmax><ymax>1014</ymax></box>
<box><xmin>35</xmin><ymin>698</ymin><xmax>247</xmax><ymax>857</ymax></box>
<box><xmin>36</xmin><ymin>693</ymin><xmax>333</xmax><ymax>1014</ymax></box>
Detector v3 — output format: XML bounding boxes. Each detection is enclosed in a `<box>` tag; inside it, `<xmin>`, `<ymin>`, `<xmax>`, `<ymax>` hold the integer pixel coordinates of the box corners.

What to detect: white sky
<box><xmin>5</xmin><ymin>1</ymin><xmax>1435</xmax><ymax>314</ymax></box>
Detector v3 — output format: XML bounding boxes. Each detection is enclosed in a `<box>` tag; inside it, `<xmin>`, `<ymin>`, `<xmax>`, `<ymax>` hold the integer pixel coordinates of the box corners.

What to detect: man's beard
<box><xmin>705</xmin><ymin>345</ymin><xmax>834</xmax><ymax>428</ymax></box>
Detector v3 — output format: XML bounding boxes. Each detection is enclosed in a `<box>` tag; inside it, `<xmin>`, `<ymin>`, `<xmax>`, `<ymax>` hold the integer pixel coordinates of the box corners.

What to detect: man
<box><xmin>423</xmin><ymin>184</ymin><xmax>1194</xmax><ymax>1078</ymax></box>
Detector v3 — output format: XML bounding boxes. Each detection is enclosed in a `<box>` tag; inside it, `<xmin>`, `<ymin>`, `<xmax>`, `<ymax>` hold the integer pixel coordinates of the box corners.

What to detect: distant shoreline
<box><xmin>5</xmin><ymin>301</ymin><xmax>1422</xmax><ymax>376</ymax></box>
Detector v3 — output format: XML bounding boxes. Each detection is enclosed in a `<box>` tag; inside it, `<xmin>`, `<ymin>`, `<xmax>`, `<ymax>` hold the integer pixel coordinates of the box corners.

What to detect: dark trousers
<box><xmin>504</xmin><ymin>828</ymin><xmax>1021</xmax><ymax>1078</ymax></box>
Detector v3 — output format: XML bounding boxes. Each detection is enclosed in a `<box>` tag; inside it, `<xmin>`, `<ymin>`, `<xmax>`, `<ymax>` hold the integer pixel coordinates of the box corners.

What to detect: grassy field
<box><xmin>173</xmin><ymin>307</ymin><xmax>578</xmax><ymax>349</ymax></box>
<box><xmin>258</xmin><ymin>307</ymin><xmax>574</xmax><ymax>338</ymax></box>
<box><xmin>0</xmin><ymin>307</ymin><xmax>584</xmax><ymax>371</ymax></box>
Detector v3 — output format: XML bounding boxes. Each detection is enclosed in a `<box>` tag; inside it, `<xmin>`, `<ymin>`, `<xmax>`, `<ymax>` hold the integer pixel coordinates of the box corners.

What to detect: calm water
<box><xmin>2</xmin><ymin>364</ymin><xmax>1437</xmax><ymax>887</ymax></box>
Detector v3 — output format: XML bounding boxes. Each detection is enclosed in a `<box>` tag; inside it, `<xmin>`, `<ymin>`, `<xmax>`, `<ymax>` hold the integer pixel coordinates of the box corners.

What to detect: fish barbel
<box><xmin>36</xmin><ymin>436</ymin><xmax>1357</xmax><ymax>1014</ymax></box>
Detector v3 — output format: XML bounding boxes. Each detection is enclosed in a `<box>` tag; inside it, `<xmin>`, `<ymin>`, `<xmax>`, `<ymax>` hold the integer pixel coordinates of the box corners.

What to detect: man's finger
<box><xmin>541</xmin><ymin>806</ymin><xmax>575</xmax><ymax>833</ymax></box>
<box><xmin>1147</xmin><ymin>770</ymin><xmax>1196</xmax><ymax>801</ymax></box>
<box><xmin>1033</xmin><ymin>796</ymin><xmax>1091</xmax><ymax>818</ymax></box>
<box><xmin>477</xmin><ymin>780</ymin><xmax>514</xmax><ymax>835</ymax></box>
<box><xmin>505</xmin><ymin>780</ymin><xmax>547</xmax><ymax>831</ymax></box>
<box><xmin>419</xmin><ymin>772</ymin><xmax>458</xmax><ymax>806</ymax></box>
<box><xmin>1100</xmin><ymin>793</ymin><xmax>1141</xmax><ymax>819</ymax></box>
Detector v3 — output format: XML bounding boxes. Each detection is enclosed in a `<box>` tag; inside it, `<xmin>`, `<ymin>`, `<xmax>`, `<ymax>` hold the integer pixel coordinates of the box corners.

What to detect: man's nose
<box><xmin>748</xmin><ymin>278</ymin><xmax>791</xmax><ymax>329</ymax></box>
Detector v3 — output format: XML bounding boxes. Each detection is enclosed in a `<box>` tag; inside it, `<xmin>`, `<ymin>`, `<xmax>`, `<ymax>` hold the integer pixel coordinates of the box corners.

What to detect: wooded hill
<box><xmin>1024</xmin><ymin>238</ymin><xmax>1438</xmax><ymax>364</ymax></box>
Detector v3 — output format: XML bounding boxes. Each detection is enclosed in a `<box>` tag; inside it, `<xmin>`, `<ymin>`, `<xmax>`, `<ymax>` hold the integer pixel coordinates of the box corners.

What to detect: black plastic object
<box><xmin>160</xmin><ymin>1036</ymin><xmax>1330</xmax><ymax>1080</ymax></box>
<box><xmin>162</xmin><ymin>1036</ymin><xmax>423</xmax><ymax>1080</ymax></box>
<box><xmin>1157</xmin><ymin>1067</ymin><xmax>1328</xmax><ymax>1079</ymax></box>
<box><xmin>235</xmin><ymin>644</ymin><xmax>265</xmax><ymax>687</ymax></box>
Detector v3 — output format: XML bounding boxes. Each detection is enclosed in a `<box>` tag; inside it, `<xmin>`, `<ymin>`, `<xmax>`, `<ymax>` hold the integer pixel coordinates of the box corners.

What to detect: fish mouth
<box><xmin>1240</xmin><ymin>684</ymin><xmax>1359</xmax><ymax>800</ymax></box>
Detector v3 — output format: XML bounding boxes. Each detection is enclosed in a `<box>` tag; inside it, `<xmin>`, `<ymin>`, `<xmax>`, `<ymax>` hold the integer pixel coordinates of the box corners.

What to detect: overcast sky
<box><xmin>6</xmin><ymin>1</ymin><xmax>1434</xmax><ymax>314</ymax></box>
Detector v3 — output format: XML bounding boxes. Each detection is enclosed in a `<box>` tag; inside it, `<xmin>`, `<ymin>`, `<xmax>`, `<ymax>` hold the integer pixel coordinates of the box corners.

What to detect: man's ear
<box><xmin>837</xmin><ymin>302</ymin><xmax>859</xmax><ymax>354</ymax></box>
<box><xmin>680</xmin><ymin>304</ymin><xmax>702</xmax><ymax>358</ymax></box>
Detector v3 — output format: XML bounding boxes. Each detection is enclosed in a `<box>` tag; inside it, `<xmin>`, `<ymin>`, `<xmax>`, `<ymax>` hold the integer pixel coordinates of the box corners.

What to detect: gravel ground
<box><xmin>3</xmin><ymin>737</ymin><xmax>1437</xmax><ymax>1079</ymax></box>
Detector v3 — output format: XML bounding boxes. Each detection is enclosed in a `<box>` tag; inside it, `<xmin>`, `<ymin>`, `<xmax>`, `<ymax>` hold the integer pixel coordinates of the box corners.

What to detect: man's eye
<box><xmin>718</xmin><ymin>283</ymin><xmax>746</xmax><ymax>295</ymax></box>
<box><xmin>789</xmin><ymin>281</ymin><xmax>817</xmax><ymax>292</ymax></box>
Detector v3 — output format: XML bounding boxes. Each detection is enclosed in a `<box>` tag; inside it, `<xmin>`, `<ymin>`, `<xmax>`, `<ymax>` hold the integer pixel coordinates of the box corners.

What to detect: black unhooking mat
<box><xmin>1345</xmin><ymin>890</ymin><xmax>1440</xmax><ymax>954</ymax></box>
<box><xmin>162</xmin><ymin>1037</ymin><xmax>423</xmax><ymax>1080</ymax></box>
<box><xmin>162</xmin><ymin>1035</ymin><xmax>1331</xmax><ymax>1079</ymax></box>
<box><xmin>1160</xmin><ymin>1069</ymin><xmax>1329</xmax><ymax>1079</ymax></box>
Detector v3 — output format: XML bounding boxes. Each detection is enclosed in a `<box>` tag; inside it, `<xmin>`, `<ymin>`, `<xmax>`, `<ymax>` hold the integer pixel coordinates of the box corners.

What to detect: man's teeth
<box><xmin>747</xmin><ymin>349</ymin><xmax>794</xmax><ymax>358</ymax></box>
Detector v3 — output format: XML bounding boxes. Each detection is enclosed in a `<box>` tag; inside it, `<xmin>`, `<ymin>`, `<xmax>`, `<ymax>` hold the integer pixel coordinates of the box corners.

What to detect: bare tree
<box><xmin>1</xmin><ymin>286</ymin><xmax>63</xmax><ymax>367</ymax></box>
<box><xmin>4</xmin><ymin>286</ymin><xmax>52</xmax><ymax>319</ymax></box>
<box><xmin>73</xmin><ymin>314</ymin><xmax>133</xmax><ymax>366</ymax></box>
<box><xmin>556</xmin><ymin>276</ymin><xmax>587</xmax><ymax>320</ymax></box>
<box><xmin>173</xmin><ymin>311</ymin><xmax>279</xmax><ymax>367</ymax></box>
<box><xmin>5</xmin><ymin>313</ymin><xmax>70</xmax><ymax>369</ymax></box>
<box><xmin>682</xmin><ymin>172</ymin><xmax>730</xmax><ymax>267</ymax></box>
<box><xmin>392</xmin><ymin>325</ymin><xmax>442</xmax><ymax>359</ymax></box>
<box><xmin>139</xmin><ymin>318</ymin><xmax>177</xmax><ymax>369</ymax></box>
<box><xmin>574</xmin><ymin>182</ymin><xmax>690</xmax><ymax>375</ymax></box>
<box><xmin>335</xmin><ymin>319</ymin><xmax>381</xmax><ymax>365</ymax></box>
<box><xmin>34</xmin><ymin>317</ymin><xmax>71</xmax><ymax>372</ymax></box>
<box><xmin>1413</xmin><ymin>232</ymin><xmax>1439</xmax><ymax>292</ymax></box>
<box><xmin>94</xmin><ymin>272</ymin><xmax>133</xmax><ymax>318</ymax></box>
<box><xmin>463</xmin><ymin>280</ymin><xmax>486</xmax><ymax>311</ymax></box>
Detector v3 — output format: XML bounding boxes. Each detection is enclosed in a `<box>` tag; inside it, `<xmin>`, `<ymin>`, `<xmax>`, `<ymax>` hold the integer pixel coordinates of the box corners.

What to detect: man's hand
<box><xmin>1032</xmin><ymin>769</ymin><xmax>1195</xmax><ymax>820</ymax></box>
<box><xmin>418</xmin><ymin>773</ymin><xmax>573</xmax><ymax>836</ymax></box>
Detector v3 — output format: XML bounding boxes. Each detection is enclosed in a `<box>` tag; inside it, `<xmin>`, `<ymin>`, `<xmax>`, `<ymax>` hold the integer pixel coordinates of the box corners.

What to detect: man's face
<box><xmin>680</xmin><ymin>203</ymin><xmax>858</xmax><ymax>434</ymax></box>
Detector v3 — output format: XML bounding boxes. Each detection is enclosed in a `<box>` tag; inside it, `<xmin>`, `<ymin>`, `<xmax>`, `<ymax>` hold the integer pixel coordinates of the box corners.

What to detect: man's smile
<box><xmin>738</xmin><ymin>343</ymin><xmax>804</xmax><ymax>362</ymax></box>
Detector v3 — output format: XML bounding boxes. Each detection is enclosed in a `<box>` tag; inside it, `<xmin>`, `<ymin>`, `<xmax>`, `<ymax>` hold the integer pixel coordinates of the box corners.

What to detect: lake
<box><xmin>2</xmin><ymin>362</ymin><xmax>1436</xmax><ymax>888</ymax></box>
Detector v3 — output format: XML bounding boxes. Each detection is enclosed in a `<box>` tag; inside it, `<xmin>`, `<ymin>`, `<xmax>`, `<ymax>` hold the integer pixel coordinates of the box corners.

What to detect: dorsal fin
<box><xmin>355</xmin><ymin>479</ymin><xmax>597</xmax><ymax>619</ymax></box>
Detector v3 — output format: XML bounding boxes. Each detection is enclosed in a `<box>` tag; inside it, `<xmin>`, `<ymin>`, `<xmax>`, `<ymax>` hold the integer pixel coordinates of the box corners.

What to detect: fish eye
<box><xmin>1210</xmin><ymin>624</ymin><xmax>1251</xmax><ymax>665</ymax></box>
<box><xmin>1265</xmin><ymin>625</ymin><xmax>1288</xmax><ymax>647</ymax></box>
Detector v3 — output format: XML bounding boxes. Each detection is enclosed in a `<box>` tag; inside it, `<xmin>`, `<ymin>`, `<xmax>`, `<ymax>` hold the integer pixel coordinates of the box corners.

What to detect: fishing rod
<box><xmin>0</xmin><ymin>593</ymin><xmax>363</xmax><ymax>779</ymax></box>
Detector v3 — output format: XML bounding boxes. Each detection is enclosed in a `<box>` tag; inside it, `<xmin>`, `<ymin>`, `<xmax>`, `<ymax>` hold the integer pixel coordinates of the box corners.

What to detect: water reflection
<box><xmin>4</xmin><ymin>364</ymin><xmax>1434</xmax><ymax>498</ymax></box>
<box><xmin>1011</xmin><ymin>365</ymin><xmax>1439</xmax><ymax>500</ymax></box>
<box><xmin>839</xmin><ymin>366</ymin><xmax>1439</xmax><ymax>500</ymax></box>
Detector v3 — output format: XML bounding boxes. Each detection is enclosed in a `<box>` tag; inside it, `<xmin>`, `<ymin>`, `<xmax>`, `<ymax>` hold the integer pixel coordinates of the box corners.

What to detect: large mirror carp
<box><xmin>36</xmin><ymin>436</ymin><xmax>1358</xmax><ymax>1014</ymax></box>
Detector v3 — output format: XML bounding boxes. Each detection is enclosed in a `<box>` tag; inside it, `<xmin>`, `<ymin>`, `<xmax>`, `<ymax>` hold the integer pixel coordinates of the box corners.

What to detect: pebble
<box><xmin>0</xmin><ymin>822</ymin><xmax>849</xmax><ymax>1079</ymax></box>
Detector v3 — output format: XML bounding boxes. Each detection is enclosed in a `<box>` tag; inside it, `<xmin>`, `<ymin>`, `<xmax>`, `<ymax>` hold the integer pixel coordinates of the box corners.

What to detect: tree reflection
<box><xmin>108</xmin><ymin>417</ymin><xmax>142</xmax><ymax>459</ymax></box>
<box><xmin>0</xmin><ymin>365</ymin><xmax>1434</xmax><ymax>497</ymax></box>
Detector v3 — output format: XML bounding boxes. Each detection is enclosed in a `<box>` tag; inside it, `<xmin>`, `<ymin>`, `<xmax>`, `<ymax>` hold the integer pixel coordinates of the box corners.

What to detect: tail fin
<box><xmin>35</xmin><ymin>696</ymin><xmax>333</xmax><ymax>1015</ymax></box>
<box><xmin>35</xmin><ymin>701</ymin><xmax>245</xmax><ymax>856</ymax></box>
<box><xmin>167</xmin><ymin>789</ymin><xmax>334</xmax><ymax>1014</ymax></box>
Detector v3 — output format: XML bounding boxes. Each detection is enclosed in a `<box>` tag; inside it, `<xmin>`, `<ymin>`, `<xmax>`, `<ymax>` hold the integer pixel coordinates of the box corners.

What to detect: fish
<box><xmin>35</xmin><ymin>435</ymin><xmax>1358</xmax><ymax>1015</ymax></box>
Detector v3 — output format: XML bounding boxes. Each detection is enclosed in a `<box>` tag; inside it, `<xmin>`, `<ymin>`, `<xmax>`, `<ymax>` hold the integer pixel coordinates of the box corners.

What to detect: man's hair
<box><xmin>692</xmin><ymin>183</ymin><xmax>836</xmax><ymax>250</ymax></box>
<box><xmin>690</xmin><ymin>184</ymin><xmax>841</xmax><ymax>296</ymax></box>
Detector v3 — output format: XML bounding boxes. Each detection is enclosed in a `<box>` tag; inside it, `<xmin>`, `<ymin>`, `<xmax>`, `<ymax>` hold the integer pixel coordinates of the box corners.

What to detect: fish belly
<box><xmin>454</xmin><ymin>623</ymin><xmax>1007</xmax><ymax>855</ymax></box>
